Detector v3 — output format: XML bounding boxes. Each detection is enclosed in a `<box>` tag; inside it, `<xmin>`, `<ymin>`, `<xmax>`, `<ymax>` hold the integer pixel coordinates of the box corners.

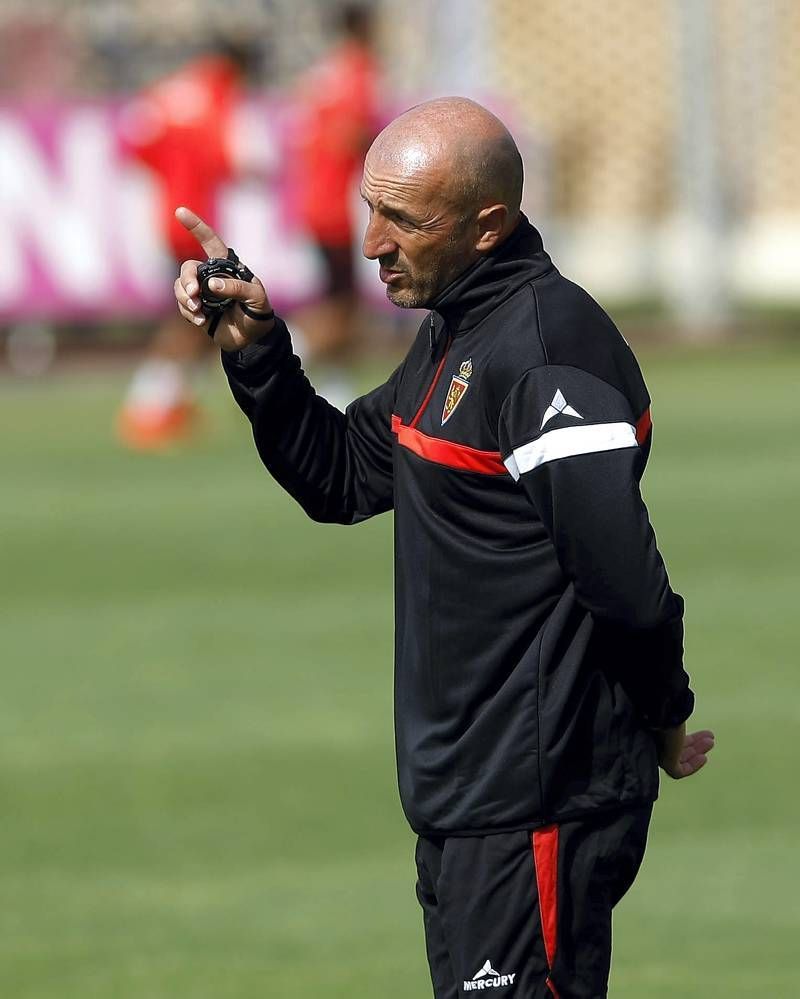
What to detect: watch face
<box><xmin>199</xmin><ymin>260</ymin><xmax>237</xmax><ymax>312</ymax></box>
<box><xmin>197</xmin><ymin>250</ymin><xmax>254</xmax><ymax>316</ymax></box>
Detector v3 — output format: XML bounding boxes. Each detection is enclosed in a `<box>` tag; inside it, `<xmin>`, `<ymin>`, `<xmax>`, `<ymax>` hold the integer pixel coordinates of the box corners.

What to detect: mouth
<box><xmin>379</xmin><ymin>266</ymin><xmax>405</xmax><ymax>285</ymax></box>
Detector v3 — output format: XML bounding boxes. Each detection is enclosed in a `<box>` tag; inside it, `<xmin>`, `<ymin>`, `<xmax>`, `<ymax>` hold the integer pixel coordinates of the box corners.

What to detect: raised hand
<box><xmin>172</xmin><ymin>206</ymin><xmax>274</xmax><ymax>352</ymax></box>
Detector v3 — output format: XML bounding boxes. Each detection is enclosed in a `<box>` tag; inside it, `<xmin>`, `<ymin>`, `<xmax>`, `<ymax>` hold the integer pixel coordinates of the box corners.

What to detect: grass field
<box><xmin>1</xmin><ymin>342</ymin><xmax>798</xmax><ymax>997</ymax></box>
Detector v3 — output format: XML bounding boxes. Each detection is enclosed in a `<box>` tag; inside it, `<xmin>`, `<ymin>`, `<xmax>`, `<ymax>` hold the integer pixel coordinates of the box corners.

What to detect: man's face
<box><xmin>360</xmin><ymin>148</ymin><xmax>478</xmax><ymax>309</ymax></box>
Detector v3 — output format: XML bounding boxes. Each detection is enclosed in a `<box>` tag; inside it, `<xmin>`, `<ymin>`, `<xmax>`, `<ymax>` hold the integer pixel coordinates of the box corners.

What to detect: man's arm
<box><xmin>498</xmin><ymin>364</ymin><xmax>695</xmax><ymax>737</ymax></box>
<box><xmin>173</xmin><ymin>206</ymin><xmax>398</xmax><ymax>524</ymax></box>
<box><xmin>222</xmin><ymin>330</ymin><xmax>400</xmax><ymax>523</ymax></box>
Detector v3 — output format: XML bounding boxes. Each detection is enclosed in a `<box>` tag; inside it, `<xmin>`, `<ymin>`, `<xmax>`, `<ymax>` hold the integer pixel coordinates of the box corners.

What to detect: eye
<box><xmin>390</xmin><ymin>212</ymin><xmax>415</xmax><ymax>229</ymax></box>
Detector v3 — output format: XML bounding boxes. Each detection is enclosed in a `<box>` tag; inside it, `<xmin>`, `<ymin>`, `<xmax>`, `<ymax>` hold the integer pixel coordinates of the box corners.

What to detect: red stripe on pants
<box><xmin>532</xmin><ymin>825</ymin><xmax>561</xmax><ymax>998</ymax></box>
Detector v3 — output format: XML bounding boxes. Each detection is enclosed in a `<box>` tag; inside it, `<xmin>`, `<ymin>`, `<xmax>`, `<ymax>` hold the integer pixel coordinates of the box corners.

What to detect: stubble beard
<box><xmin>385</xmin><ymin>278</ymin><xmax>438</xmax><ymax>310</ymax></box>
<box><xmin>383</xmin><ymin>221</ymin><xmax>476</xmax><ymax>310</ymax></box>
<box><xmin>384</xmin><ymin>253</ymin><xmax>465</xmax><ymax>310</ymax></box>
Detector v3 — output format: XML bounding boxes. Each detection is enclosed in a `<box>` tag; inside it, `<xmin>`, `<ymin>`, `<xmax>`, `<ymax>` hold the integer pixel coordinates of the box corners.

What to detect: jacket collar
<box><xmin>429</xmin><ymin>213</ymin><xmax>553</xmax><ymax>336</ymax></box>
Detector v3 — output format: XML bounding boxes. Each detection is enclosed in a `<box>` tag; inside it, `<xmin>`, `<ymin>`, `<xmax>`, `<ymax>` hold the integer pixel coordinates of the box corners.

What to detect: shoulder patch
<box><xmin>540</xmin><ymin>389</ymin><xmax>583</xmax><ymax>429</ymax></box>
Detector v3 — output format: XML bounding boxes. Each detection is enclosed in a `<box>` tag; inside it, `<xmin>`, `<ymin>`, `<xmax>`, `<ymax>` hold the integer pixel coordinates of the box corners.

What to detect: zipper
<box><xmin>410</xmin><ymin>314</ymin><xmax>452</xmax><ymax>429</ymax></box>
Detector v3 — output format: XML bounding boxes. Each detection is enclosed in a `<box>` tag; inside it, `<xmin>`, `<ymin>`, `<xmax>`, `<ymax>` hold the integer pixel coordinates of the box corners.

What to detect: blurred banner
<box><xmin>1</xmin><ymin>0</ymin><xmax>799</xmax><ymax>331</ymax></box>
<box><xmin>0</xmin><ymin>98</ymin><xmax>355</xmax><ymax>321</ymax></box>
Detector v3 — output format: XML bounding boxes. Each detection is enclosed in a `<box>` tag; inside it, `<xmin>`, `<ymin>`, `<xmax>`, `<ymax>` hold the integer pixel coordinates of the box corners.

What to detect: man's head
<box><xmin>360</xmin><ymin>97</ymin><xmax>524</xmax><ymax>308</ymax></box>
<box><xmin>336</xmin><ymin>2</ymin><xmax>375</xmax><ymax>46</ymax></box>
<box><xmin>207</xmin><ymin>33</ymin><xmax>262</xmax><ymax>84</ymax></box>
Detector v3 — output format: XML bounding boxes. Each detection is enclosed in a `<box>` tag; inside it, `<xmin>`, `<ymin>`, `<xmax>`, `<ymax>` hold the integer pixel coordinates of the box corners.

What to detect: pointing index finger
<box><xmin>174</xmin><ymin>206</ymin><xmax>228</xmax><ymax>259</ymax></box>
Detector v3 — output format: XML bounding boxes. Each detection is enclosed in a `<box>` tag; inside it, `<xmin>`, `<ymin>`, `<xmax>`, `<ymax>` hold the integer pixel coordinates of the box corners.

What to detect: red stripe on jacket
<box><xmin>636</xmin><ymin>407</ymin><xmax>652</xmax><ymax>444</ymax></box>
<box><xmin>391</xmin><ymin>415</ymin><xmax>507</xmax><ymax>475</ymax></box>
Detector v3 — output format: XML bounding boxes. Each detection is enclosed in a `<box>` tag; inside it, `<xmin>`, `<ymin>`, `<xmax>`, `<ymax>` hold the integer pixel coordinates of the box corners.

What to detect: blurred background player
<box><xmin>290</xmin><ymin>2</ymin><xmax>380</xmax><ymax>410</ymax></box>
<box><xmin>116</xmin><ymin>36</ymin><xmax>258</xmax><ymax>449</ymax></box>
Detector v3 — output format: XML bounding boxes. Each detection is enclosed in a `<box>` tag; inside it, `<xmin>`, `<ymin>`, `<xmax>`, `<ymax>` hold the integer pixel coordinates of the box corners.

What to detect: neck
<box><xmin>429</xmin><ymin>213</ymin><xmax>552</xmax><ymax>335</ymax></box>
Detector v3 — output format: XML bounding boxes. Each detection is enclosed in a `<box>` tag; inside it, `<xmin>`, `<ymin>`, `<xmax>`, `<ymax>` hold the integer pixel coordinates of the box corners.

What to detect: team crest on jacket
<box><xmin>442</xmin><ymin>358</ymin><xmax>473</xmax><ymax>425</ymax></box>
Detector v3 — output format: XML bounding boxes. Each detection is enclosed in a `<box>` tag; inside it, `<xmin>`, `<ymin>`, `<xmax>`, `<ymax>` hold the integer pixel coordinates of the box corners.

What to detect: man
<box><xmin>174</xmin><ymin>98</ymin><xmax>714</xmax><ymax>997</ymax></box>
<box><xmin>290</xmin><ymin>2</ymin><xmax>380</xmax><ymax>408</ymax></box>
<box><xmin>116</xmin><ymin>38</ymin><xmax>255</xmax><ymax>449</ymax></box>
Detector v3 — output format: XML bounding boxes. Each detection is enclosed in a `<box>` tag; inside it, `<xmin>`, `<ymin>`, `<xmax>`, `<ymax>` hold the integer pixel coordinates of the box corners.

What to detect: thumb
<box><xmin>204</xmin><ymin>274</ymin><xmax>270</xmax><ymax>311</ymax></box>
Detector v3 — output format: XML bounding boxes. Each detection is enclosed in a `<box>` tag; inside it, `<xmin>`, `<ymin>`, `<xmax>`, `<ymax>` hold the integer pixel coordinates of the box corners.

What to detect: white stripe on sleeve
<box><xmin>504</xmin><ymin>422</ymin><xmax>637</xmax><ymax>480</ymax></box>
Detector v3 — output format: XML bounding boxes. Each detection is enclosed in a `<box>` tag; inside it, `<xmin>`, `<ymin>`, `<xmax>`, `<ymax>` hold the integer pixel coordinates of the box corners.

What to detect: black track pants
<box><xmin>415</xmin><ymin>805</ymin><xmax>652</xmax><ymax>998</ymax></box>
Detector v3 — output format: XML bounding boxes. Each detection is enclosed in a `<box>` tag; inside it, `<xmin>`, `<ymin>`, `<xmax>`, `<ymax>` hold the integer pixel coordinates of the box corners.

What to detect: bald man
<box><xmin>174</xmin><ymin>98</ymin><xmax>713</xmax><ymax>998</ymax></box>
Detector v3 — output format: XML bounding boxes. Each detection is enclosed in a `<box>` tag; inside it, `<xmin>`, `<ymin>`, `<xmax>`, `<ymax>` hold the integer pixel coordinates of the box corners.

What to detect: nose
<box><xmin>362</xmin><ymin>213</ymin><xmax>397</xmax><ymax>261</ymax></box>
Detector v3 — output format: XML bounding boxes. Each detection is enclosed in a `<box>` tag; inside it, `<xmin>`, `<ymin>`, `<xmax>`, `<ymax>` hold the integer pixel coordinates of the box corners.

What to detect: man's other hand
<box><xmin>173</xmin><ymin>206</ymin><xmax>275</xmax><ymax>352</ymax></box>
<box><xmin>656</xmin><ymin>724</ymin><xmax>715</xmax><ymax>780</ymax></box>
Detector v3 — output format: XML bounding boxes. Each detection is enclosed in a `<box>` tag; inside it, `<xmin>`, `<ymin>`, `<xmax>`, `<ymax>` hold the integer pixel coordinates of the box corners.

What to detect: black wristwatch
<box><xmin>196</xmin><ymin>247</ymin><xmax>274</xmax><ymax>338</ymax></box>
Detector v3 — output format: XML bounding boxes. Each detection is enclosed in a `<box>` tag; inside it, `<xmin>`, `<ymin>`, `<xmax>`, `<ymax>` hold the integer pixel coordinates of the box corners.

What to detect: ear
<box><xmin>474</xmin><ymin>204</ymin><xmax>509</xmax><ymax>252</ymax></box>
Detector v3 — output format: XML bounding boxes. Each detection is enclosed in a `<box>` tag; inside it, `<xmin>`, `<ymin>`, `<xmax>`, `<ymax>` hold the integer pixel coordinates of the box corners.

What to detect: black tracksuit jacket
<box><xmin>222</xmin><ymin>216</ymin><xmax>694</xmax><ymax>837</ymax></box>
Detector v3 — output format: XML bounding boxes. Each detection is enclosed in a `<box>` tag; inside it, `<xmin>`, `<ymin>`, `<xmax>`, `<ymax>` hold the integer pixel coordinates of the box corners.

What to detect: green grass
<box><xmin>1</xmin><ymin>343</ymin><xmax>798</xmax><ymax>997</ymax></box>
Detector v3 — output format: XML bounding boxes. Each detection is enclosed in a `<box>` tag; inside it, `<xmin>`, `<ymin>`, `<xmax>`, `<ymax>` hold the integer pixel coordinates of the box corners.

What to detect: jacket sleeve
<box><xmin>221</xmin><ymin>318</ymin><xmax>399</xmax><ymax>525</ymax></box>
<box><xmin>497</xmin><ymin>363</ymin><xmax>694</xmax><ymax>728</ymax></box>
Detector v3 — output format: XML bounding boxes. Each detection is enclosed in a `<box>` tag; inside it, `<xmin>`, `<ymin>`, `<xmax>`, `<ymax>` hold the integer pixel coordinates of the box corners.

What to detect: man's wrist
<box><xmin>238</xmin><ymin>301</ymin><xmax>276</xmax><ymax>343</ymax></box>
<box><xmin>220</xmin><ymin>314</ymin><xmax>277</xmax><ymax>353</ymax></box>
<box><xmin>240</xmin><ymin>314</ymin><xmax>276</xmax><ymax>341</ymax></box>
<box><xmin>220</xmin><ymin>315</ymin><xmax>289</xmax><ymax>371</ymax></box>
<box><xmin>239</xmin><ymin>301</ymin><xmax>275</xmax><ymax>322</ymax></box>
<box><xmin>654</xmin><ymin>722</ymin><xmax>685</xmax><ymax>773</ymax></box>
